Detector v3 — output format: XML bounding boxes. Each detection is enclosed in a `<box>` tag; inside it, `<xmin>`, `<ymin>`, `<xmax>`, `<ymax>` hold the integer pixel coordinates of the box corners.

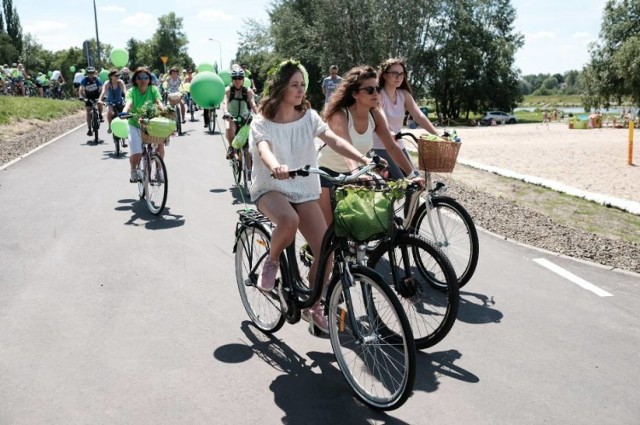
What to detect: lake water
<box><xmin>515</xmin><ymin>106</ymin><xmax>635</xmax><ymax>114</ymax></box>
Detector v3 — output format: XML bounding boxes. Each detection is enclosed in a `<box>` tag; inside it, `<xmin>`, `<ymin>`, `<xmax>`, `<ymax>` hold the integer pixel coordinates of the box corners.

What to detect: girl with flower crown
<box><xmin>249</xmin><ymin>60</ymin><xmax>371</xmax><ymax>332</ymax></box>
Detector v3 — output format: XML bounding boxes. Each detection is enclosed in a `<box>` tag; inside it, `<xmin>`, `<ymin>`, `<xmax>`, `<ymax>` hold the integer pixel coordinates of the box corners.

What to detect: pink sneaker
<box><xmin>257</xmin><ymin>259</ymin><xmax>279</xmax><ymax>292</ymax></box>
<box><xmin>304</xmin><ymin>303</ymin><xmax>328</xmax><ymax>334</ymax></box>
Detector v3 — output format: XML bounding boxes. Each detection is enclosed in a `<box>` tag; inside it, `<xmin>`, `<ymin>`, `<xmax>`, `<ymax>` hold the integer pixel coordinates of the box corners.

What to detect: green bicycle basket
<box><xmin>333</xmin><ymin>182</ymin><xmax>406</xmax><ymax>243</ymax></box>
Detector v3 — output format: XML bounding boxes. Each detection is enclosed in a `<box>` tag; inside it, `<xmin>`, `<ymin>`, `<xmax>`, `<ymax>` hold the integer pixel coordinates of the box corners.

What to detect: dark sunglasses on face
<box><xmin>387</xmin><ymin>71</ymin><xmax>405</xmax><ymax>79</ymax></box>
<box><xmin>232</xmin><ymin>76</ymin><xmax>244</xmax><ymax>81</ymax></box>
<box><xmin>137</xmin><ymin>75</ymin><xmax>150</xmax><ymax>81</ymax></box>
<box><xmin>357</xmin><ymin>86</ymin><xmax>382</xmax><ymax>95</ymax></box>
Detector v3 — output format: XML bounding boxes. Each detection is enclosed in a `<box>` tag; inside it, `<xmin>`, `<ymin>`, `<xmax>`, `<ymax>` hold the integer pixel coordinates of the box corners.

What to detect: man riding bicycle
<box><xmin>221</xmin><ymin>67</ymin><xmax>258</xmax><ymax>159</ymax></box>
<box><xmin>79</xmin><ymin>67</ymin><xmax>104</xmax><ymax>136</ymax></box>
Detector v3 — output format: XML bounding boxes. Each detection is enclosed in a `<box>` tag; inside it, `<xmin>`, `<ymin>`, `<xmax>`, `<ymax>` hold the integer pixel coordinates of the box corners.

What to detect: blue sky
<box><xmin>19</xmin><ymin>0</ymin><xmax>606</xmax><ymax>75</ymax></box>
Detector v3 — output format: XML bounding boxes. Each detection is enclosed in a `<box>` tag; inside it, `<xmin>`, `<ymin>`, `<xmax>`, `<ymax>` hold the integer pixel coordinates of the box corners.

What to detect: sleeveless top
<box><xmin>105</xmin><ymin>80</ymin><xmax>124</xmax><ymax>105</ymax></box>
<box><xmin>372</xmin><ymin>88</ymin><xmax>406</xmax><ymax>150</ymax></box>
<box><xmin>249</xmin><ymin>109</ymin><xmax>328</xmax><ymax>203</ymax></box>
<box><xmin>318</xmin><ymin>108</ymin><xmax>375</xmax><ymax>173</ymax></box>
<box><xmin>166</xmin><ymin>77</ymin><xmax>181</xmax><ymax>93</ymax></box>
<box><xmin>227</xmin><ymin>87</ymin><xmax>250</xmax><ymax>117</ymax></box>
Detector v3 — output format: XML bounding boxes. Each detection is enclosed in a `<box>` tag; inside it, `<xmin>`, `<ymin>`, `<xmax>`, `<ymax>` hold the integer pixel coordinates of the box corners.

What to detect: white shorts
<box><xmin>129</xmin><ymin>125</ymin><xmax>143</xmax><ymax>155</ymax></box>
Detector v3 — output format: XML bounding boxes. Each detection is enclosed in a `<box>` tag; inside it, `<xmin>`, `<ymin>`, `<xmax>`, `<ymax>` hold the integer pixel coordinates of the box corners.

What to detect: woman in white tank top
<box><xmin>373</xmin><ymin>58</ymin><xmax>439</xmax><ymax>179</ymax></box>
<box><xmin>318</xmin><ymin>65</ymin><xmax>423</xmax><ymax>225</ymax></box>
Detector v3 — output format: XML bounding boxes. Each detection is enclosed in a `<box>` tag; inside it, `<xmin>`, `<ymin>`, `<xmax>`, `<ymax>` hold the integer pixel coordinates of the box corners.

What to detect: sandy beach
<box><xmin>441</xmin><ymin>122</ymin><xmax>640</xmax><ymax>203</ymax></box>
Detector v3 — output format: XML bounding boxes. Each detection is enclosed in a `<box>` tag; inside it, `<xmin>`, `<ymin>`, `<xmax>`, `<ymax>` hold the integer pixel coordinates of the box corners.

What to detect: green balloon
<box><xmin>111</xmin><ymin>118</ymin><xmax>130</xmax><ymax>139</ymax></box>
<box><xmin>110</xmin><ymin>48</ymin><xmax>129</xmax><ymax>68</ymax></box>
<box><xmin>197</xmin><ymin>63</ymin><xmax>215</xmax><ymax>73</ymax></box>
<box><xmin>243</xmin><ymin>77</ymin><xmax>251</xmax><ymax>88</ymax></box>
<box><xmin>218</xmin><ymin>69</ymin><xmax>231</xmax><ymax>86</ymax></box>
<box><xmin>190</xmin><ymin>71</ymin><xmax>225</xmax><ymax>108</ymax></box>
<box><xmin>81</xmin><ymin>69</ymin><xmax>86</xmax><ymax>75</ymax></box>
<box><xmin>47</xmin><ymin>71</ymin><xmax>53</xmax><ymax>77</ymax></box>
<box><xmin>69</xmin><ymin>66</ymin><xmax>76</xmax><ymax>73</ymax></box>
<box><xmin>99</xmin><ymin>69</ymin><xmax>109</xmax><ymax>82</ymax></box>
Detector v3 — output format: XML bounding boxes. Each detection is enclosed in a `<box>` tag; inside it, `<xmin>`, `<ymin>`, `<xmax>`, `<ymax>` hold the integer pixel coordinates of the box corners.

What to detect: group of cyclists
<box><xmin>0</xmin><ymin>63</ymin><xmax>68</xmax><ymax>98</ymax></box>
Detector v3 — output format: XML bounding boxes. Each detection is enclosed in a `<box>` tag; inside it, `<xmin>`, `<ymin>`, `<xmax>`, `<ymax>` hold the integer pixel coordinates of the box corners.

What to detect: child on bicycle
<box><xmin>250</xmin><ymin>60</ymin><xmax>373</xmax><ymax>331</ymax></box>
<box><xmin>318</xmin><ymin>65</ymin><xmax>423</xmax><ymax>225</ymax></box>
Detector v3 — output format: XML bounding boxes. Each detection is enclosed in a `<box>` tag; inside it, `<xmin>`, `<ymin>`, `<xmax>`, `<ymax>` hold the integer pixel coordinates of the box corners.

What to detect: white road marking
<box><xmin>534</xmin><ymin>258</ymin><xmax>614</xmax><ymax>297</ymax></box>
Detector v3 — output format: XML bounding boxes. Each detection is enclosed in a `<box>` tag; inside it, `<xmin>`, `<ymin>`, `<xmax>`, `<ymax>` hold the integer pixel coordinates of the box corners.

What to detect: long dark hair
<box><xmin>378</xmin><ymin>58</ymin><xmax>412</xmax><ymax>95</ymax></box>
<box><xmin>259</xmin><ymin>60</ymin><xmax>310</xmax><ymax>120</ymax></box>
<box><xmin>322</xmin><ymin>65</ymin><xmax>377</xmax><ymax>122</ymax></box>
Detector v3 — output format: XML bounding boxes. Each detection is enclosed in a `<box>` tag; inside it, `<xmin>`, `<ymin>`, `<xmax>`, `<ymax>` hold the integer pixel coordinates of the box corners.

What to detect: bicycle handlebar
<box><xmin>277</xmin><ymin>155</ymin><xmax>385</xmax><ymax>184</ymax></box>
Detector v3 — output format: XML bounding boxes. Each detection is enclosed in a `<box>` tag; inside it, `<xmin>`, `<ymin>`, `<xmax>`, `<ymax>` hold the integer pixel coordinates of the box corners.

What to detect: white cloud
<box><xmin>197</xmin><ymin>9</ymin><xmax>234</xmax><ymax>22</ymax></box>
<box><xmin>23</xmin><ymin>20</ymin><xmax>68</xmax><ymax>34</ymax></box>
<box><xmin>571</xmin><ymin>32</ymin><xmax>591</xmax><ymax>40</ymax></box>
<box><xmin>100</xmin><ymin>5</ymin><xmax>126</xmax><ymax>12</ymax></box>
<box><xmin>121</xmin><ymin>13</ymin><xmax>155</xmax><ymax>27</ymax></box>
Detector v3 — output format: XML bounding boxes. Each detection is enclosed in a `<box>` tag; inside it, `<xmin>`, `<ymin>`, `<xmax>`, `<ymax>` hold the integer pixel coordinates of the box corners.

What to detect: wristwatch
<box><xmin>409</xmin><ymin>170</ymin><xmax>421</xmax><ymax>179</ymax></box>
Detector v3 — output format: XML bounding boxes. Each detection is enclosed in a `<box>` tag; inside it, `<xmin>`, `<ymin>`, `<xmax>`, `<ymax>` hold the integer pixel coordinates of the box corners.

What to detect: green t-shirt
<box><xmin>125</xmin><ymin>85</ymin><xmax>161</xmax><ymax>127</ymax></box>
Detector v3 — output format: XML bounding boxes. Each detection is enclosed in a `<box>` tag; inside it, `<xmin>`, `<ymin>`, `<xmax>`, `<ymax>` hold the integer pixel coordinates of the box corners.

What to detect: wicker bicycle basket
<box><xmin>167</xmin><ymin>92</ymin><xmax>182</xmax><ymax>107</ymax></box>
<box><xmin>417</xmin><ymin>136</ymin><xmax>461</xmax><ymax>173</ymax></box>
<box><xmin>139</xmin><ymin>121</ymin><xmax>168</xmax><ymax>144</ymax></box>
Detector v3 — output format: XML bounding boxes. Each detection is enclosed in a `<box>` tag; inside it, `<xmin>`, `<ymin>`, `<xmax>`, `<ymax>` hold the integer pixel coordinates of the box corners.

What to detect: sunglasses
<box><xmin>356</xmin><ymin>86</ymin><xmax>382</xmax><ymax>95</ymax></box>
<box><xmin>387</xmin><ymin>71</ymin><xmax>405</xmax><ymax>79</ymax></box>
<box><xmin>232</xmin><ymin>76</ymin><xmax>244</xmax><ymax>81</ymax></box>
<box><xmin>137</xmin><ymin>75</ymin><xmax>150</xmax><ymax>81</ymax></box>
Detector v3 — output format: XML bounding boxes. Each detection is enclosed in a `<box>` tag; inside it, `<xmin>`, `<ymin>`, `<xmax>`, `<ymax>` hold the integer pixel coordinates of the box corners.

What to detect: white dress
<box><xmin>249</xmin><ymin>109</ymin><xmax>329</xmax><ymax>203</ymax></box>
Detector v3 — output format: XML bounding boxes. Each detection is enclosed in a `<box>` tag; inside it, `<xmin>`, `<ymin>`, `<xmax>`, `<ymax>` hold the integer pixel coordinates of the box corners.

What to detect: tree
<box><xmin>147</xmin><ymin>12</ymin><xmax>194</xmax><ymax>73</ymax></box>
<box><xmin>584</xmin><ymin>0</ymin><xmax>640</xmax><ymax>107</ymax></box>
<box><xmin>0</xmin><ymin>32</ymin><xmax>18</xmax><ymax>64</ymax></box>
<box><xmin>3</xmin><ymin>0</ymin><xmax>22</xmax><ymax>55</ymax></box>
<box><xmin>235</xmin><ymin>19</ymin><xmax>278</xmax><ymax>93</ymax></box>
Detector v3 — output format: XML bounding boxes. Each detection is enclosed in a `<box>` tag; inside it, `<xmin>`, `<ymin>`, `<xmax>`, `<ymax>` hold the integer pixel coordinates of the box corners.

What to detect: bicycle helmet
<box><xmin>231</xmin><ymin>68</ymin><xmax>245</xmax><ymax>78</ymax></box>
<box><xmin>86</xmin><ymin>66</ymin><xmax>96</xmax><ymax>73</ymax></box>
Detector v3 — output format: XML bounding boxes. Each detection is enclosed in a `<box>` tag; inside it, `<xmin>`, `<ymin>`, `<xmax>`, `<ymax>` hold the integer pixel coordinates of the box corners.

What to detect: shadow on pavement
<box><xmin>115</xmin><ymin>198</ymin><xmax>185</xmax><ymax>229</ymax></box>
<box><xmin>213</xmin><ymin>321</ymin><xmax>410</xmax><ymax>424</ymax></box>
<box><xmin>457</xmin><ymin>290</ymin><xmax>503</xmax><ymax>324</ymax></box>
<box><xmin>414</xmin><ymin>349</ymin><xmax>480</xmax><ymax>394</ymax></box>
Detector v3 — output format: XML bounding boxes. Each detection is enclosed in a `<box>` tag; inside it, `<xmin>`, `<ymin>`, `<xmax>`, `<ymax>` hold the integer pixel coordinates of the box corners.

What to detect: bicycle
<box><xmin>121</xmin><ymin>113</ymin><xmax>169</xmax><ymax>215</ymax></box>
<box><xmin>80</xmin><ymin>97</ymin><xmax>101</xmax><ymax>144</ymax></box>
<box><xmin>398</xmin><ymin>132</ymin><xmax>479</xmax><ymax>288</ymax></box>
<box><xmin>225</xmin><ymin>114</ymin><xmax>252</xmax><ymax>195</ymax></box>
<box><xmin>167</xmin><ymin>92</ymin><xmax>183</xmax><ymax>136</ymax></box>
<box><xmin>204</xmin><ymin>108</ymin><xmax>218</xmax><ymax>134</ymax></box>
<box><xmin>234</xmin><ymin>162</ymin><xmax>416</xmax><ymax>410</ymax></box>
<box><xmin>293</xmin><ymin>163</ymin><xmax>460</xmax><ymax>350</ymax></box>
<box><xmin>184</xmin><ymin>92</ymin><xmax>196</xmax><ymax>122</ymax></box>
<box><xmin>108</xmin><ymin>103</ymin><xmax>126</xmax><ymax>157</ymax></box>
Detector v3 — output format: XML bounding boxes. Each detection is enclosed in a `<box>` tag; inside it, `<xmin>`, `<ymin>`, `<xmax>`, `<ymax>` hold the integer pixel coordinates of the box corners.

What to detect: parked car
<box><xmin>482</xmin><ymin>111</ymin><xmax>517</xmax><ymax>124</ymax></box>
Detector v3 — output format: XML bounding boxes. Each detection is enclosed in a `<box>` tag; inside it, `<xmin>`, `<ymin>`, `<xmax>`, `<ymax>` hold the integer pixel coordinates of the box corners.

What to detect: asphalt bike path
<box><xmin>0</xmin><ymin>116</ymin><xmax>638</xmax><ymax>424</ymax></box>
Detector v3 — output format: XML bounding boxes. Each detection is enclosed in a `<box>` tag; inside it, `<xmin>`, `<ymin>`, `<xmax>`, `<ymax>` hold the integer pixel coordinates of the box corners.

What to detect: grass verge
<box><xmin>0</xmin><ymin>96</ymin><xmax>83</xmax><ymax>125</ymax></box>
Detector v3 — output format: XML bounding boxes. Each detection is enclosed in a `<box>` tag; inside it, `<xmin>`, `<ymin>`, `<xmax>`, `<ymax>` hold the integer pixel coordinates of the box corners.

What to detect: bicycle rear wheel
<box><xmin>146</xmin><ymin>152</ymin><xmax>168</xmax><ymax>215</ymax></box>
<box><xmin>92</xmin><ymin>110</ymin><xmax>100</xmax><ymax>144</ymax></box>
<box><xmin>367</xmin><ymin>233</ymin><xmax>459</xmax><ymax>349</ymax></box>
<box><xmin>412</xmin><ymin>196</ymin><xmax>479</xmax><ymax>288</ymax></box>
<box><xmin>327</xmin><ymin>265</ymin><xmax>416</xmax><ymax>410</ymax></box>
<box><xmin>235</xmin><ymin>225</ymin><xmax>285</xmax><ymax>333</ymax></box>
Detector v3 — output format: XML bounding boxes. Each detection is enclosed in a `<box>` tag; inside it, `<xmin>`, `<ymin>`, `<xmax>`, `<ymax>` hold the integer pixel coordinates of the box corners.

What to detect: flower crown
<box><xmin>263</xmin><ymin>59</ymin><xmax>308</xmax><ymax>97</ymax></box>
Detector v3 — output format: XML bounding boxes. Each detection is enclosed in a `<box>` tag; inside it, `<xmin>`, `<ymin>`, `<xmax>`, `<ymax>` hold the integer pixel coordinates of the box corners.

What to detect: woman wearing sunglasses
<box><xmin>122</xmin><ymin>67</ymin><xmax>165</xmax><ymax>183</ymax></box>
<box><xmin>374</xmin><ymin>58</ymin><xmax>439</xmax><ymax>179</ymax></box>
<box><xmin>318</xmin><ymin>65</ymin><xmax>423</xmax><ymax>225</ymax></box>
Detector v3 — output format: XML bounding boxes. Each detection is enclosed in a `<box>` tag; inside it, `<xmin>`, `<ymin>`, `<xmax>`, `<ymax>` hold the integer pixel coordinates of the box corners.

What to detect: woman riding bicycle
<box><xmin>165</xmin><ymin>67</ymin><xmax>186</xmax><ymax>125</ymax></box>
<box><xmin>250</xmin><ymin>60</ymin><xmax>373</xmax><ymax>331</ymax></box>
<box><xmin>222</xmin><ymin>66</ymin><xmax>258</xmax><ymax>159</ymax></box>
<box><xmin>99</xmin><ymin>69</ymin><xmax>126</xmax><ymax>144</ymax></box>
<box><xmin>122</xmin><ymin>67</ymin><xmax>165</xmax><ymax>183</ymax></box>
<box><xmin>374</xmin><ymin>58</ymin><xmax>439</xmax><ymax>179</ymax></box>
<box><xmin>318</xmin><ymin>65</ymin><xmax>424</xmax><ymax>225</ymax></box>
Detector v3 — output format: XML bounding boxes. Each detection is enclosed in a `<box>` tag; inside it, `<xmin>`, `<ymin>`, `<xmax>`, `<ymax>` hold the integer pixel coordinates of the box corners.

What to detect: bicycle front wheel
<box><xmin>368</xmin><ymin>233</ymin><xmax>459</xmax><ymax>349</ymax></box>
<box><xmin>208</xmin><ymin>110</ymin><xmax>217</xmax><ymax>134</ymax></box>
<box><xmin>327</xmin><ymin>266</ymin><xmax>416</xmax><ymax>410</ymax></box>
<box><xmin>146</xmin><ymin>153</ymin><xmax>168</xmax><ymax>215</ymax></box>
<box><xmin>92</xmin><ymin>110</ymin><xmax>100</xmax><ymax>144</ymax></box>
<box><xmin>235</xmin><ymin>225</ymin><xmax>285</xmax><ymax>333</ymax></box>
<box><xmin>412</xmin><ymin>196</ymin><xmax>479</xmax><ymax>288</ymax></box>
<box><xmin>241</xmin><ymin>147</ymin><xmax>252</xmax><ymax>195</ymax></box>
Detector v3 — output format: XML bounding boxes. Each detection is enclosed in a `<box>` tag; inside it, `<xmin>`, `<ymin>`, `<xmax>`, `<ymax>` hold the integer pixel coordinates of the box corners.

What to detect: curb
<box><xmin>0</xmin><ymin>123</ymin><xmax>85</xmax><ymax>172</ymax></box>
<box><xmin>457</xmin><ymin>157</ymin><xmax>640</xmax><ymax>215</ymax></box>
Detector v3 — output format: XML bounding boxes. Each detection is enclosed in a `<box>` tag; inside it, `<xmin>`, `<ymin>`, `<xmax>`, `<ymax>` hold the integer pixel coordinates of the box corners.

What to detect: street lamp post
<box><xmin>208</xmin><ymin>38</ymin><xmax>223</xmax><ymax>71</ymax></box>
<box><xmin>93</xmin><ymin>0</ymin><xmax>102</xmax><ymax>68</ymax></box>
